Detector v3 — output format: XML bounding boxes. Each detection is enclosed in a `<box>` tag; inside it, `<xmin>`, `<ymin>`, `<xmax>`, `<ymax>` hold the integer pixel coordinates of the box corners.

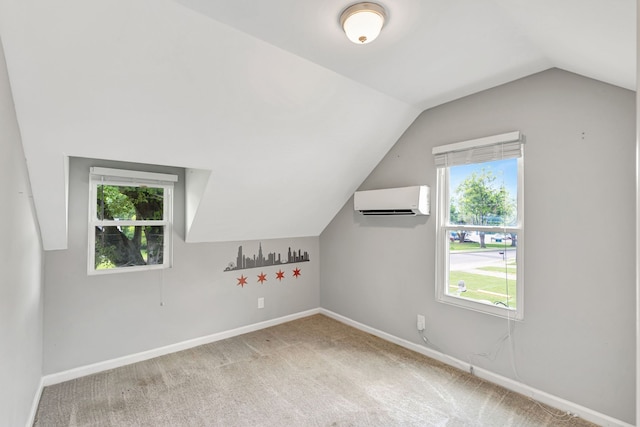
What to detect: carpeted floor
<box><xmin>34</xmin><ymin>314</ymin><xmax>597</xmax><ymax>426</ymax></box>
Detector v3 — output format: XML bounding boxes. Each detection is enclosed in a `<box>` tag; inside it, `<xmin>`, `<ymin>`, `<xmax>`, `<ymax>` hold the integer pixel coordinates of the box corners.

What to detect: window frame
<box><xmin>434</xmin><ymin>133</ymin><xmax>524</xmax><ymax>320</ymax></box>
<box><xmin>87</xmin><ymin>167</ymin><xmax>177</xmax><ymax>276</ymax></box>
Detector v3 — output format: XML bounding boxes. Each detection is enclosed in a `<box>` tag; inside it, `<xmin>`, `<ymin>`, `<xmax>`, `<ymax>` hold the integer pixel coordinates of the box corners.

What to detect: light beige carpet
<box><xmin>34</xmin><ymin>314</ymin><xmax>597</xmax><ymax>426</ymax></box>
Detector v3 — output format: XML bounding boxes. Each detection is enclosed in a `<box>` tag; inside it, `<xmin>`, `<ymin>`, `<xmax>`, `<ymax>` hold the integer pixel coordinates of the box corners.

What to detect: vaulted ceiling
<box><xmin>0</xmin><ymin>0</ymin><xmax>635</xmax><ymax>250</ymax></box>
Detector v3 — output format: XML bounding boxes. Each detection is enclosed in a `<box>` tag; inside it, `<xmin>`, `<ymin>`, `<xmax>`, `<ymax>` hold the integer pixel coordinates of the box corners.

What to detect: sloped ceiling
<box><xmin>0</xmin><ymin>0</ymin><xmax>635</xmax><ymax>250</ymax></box>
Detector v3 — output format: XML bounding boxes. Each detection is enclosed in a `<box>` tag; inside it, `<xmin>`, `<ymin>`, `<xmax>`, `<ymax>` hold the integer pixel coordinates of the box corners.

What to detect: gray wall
<box><xmin>320</xmin><ymin>69</ymin><xmax>636</xmax><ymax>423</ymax></box>
<box><xmin>0</xmin><ymin>39</ymin><xmax>44</xmax><ymax>426</ymax></box>
<box><xmin>44</xmin><ymin>157</ymin><xmax>319</xmax><ymax>374</ymax></box>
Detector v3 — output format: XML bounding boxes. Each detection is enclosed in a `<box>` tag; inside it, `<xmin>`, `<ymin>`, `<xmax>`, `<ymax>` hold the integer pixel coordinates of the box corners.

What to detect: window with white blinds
<box><xmin>432</xmin><ymin>131</ymin><xmax>525</xmax><ymax>320</ymax></box>
<box><xmin>88</xmin><ymin>167</ymin><xmax>177</xmax><ymax>275</ymax></box>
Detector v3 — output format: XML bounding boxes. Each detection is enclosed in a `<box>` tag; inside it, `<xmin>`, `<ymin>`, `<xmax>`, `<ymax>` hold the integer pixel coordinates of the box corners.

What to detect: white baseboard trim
<box><xmin>42</xmin><ymin>308</ymin><xmax>320</xmax><ymax>387</ymax></box>
<box><xmin>26</xmin><ymin>377</ymin><xmax>44</xmax><ymax>427</ymax></box>
<box><xmin>319</xmin><ymin>308</ymin><xmax>633</xmax><ymax>427</ymax></box>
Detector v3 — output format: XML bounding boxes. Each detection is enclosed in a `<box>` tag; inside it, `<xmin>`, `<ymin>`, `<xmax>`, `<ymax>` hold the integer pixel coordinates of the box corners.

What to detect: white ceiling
<box><xmin>0</xmin><ymin>0</ymin><xmax>635</xmax><ymax>250</ymax></box>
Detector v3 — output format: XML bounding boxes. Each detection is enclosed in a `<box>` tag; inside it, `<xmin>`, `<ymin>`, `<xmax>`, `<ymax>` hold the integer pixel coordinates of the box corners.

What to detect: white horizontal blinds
<box><xmin>89</xmin><ymin>167</ymin><xmax>178</xmax><ymax>185</ymax></box>
<box><xmin>432</xmin><ymin>131</ymin><xmax>523</xmax><ymax>167</ymax></box>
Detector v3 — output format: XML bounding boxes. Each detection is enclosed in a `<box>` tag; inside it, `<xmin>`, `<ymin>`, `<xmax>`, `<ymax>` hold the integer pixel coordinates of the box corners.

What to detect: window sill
<box><xmin>437</xmin><ymin>293</ymin><xmax>523</xmax><ymax>320</ymax></box>
<box><xmin>88</xmin><ymin>263</ymin><xmax>170</xmax><ymax>276</ymax></box>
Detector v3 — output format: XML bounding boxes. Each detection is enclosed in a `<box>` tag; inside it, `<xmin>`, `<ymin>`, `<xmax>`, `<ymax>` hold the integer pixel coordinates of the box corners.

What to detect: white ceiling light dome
<box><xmin>340</xmin><ymin>2</ymin><xmax>387</xmax><ymax>45</ymax></box>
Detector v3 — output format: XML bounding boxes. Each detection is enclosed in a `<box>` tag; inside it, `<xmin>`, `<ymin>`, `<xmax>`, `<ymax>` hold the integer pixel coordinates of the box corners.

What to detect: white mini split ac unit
<box><xmin>354</xmin><ymin>185</ymin><xmax>430</xmax><ymax>216</ymax></box>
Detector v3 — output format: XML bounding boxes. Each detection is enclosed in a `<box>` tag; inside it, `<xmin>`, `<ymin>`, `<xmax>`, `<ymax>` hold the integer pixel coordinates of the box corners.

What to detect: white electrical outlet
<box><xmin>417</xmin><ymin>314</ymin><xmax>425</xmax><ymax>331</ymax></box>
<box><xmin>258</xmin><ymin>297</ymin><xmax>264</xmax><ymax>309</ymax></box>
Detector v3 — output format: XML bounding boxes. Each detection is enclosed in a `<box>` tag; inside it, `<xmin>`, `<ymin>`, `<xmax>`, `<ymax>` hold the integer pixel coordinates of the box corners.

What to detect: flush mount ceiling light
<box><xmin>340</xmin><ymin>2</ymin><xmax>386</xmax><ymax>45</ymax></box>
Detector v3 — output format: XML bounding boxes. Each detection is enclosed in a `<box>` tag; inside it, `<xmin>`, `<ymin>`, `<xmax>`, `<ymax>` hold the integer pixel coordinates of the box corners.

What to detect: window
<box><xmin>88</xmin><ymin>167</ymin><xmax>177</xmax><ymax>275</ymax></box>
<box><xmin>433</xmin><ymin>131</ymin><xmax>524</xmax><ymax>319</ymax></box>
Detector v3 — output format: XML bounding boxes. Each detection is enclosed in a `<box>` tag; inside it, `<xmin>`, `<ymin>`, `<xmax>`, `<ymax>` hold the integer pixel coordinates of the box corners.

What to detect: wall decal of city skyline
<box><xmin>223</xmin><ymin>243</ymin><xmax>310</xmax><ymax>272</ymax></box>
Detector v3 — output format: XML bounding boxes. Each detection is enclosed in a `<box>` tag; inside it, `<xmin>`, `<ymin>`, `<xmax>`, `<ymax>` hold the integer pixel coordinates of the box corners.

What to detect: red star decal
<box><xmin>257</xmin><ymin>272</ymin><xmax>267</xmax><ymax>284</ymax></box>
<box><xmin>292</xmin><ymin>268</ymin><xmax>301</xmax><ymax>278</ymax></box>
<box><xmin>276</xmin><ymin>270</ymin><xmax>285</xmax><ymax>281</ymax></box>
<box><xmin>237</xmin><ymin>275</ymin><xmax>248</xmax><ymax>287</ymax></box>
